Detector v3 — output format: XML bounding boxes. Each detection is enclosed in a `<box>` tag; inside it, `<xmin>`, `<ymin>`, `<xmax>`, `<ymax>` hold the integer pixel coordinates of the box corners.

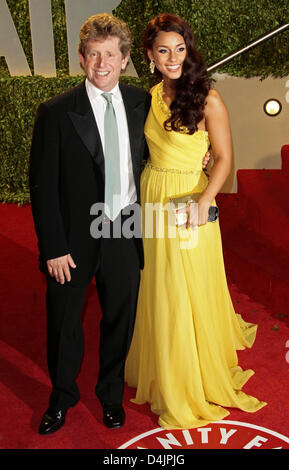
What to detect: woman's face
<box><xmin>148</xmin><ymin>31</ymin><xmax>186</xmax><ymax>80</ymax></box>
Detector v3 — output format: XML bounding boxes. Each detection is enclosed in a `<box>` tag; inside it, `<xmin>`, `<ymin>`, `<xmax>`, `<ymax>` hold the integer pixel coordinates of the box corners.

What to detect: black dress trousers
<box><xmin>46</xmin><ymin>211</ymin><xmax>140</xmax><ymax>412</ymax></box>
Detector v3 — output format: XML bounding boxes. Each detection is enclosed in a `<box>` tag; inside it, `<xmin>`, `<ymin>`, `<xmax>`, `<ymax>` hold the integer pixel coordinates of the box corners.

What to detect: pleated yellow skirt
<box><xmin>125</xmin><ymin>165</ymin><xmax>266</xmax><ymax>430</ymax></box>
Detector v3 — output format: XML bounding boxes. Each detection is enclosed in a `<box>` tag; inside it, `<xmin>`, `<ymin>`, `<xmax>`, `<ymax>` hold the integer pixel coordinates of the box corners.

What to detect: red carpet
<box><xmin>216</xmin><ymin>145</ymin><xmax>289</xmax><ymax>321</ymax></box>
<box><xmin>1</xmin><ymin>148</ymin><xmax>289</xmax><ymax>450</ymax></box>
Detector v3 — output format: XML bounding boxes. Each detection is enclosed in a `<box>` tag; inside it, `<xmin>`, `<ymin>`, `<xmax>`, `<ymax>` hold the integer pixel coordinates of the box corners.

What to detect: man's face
<box><xmin>78</xmin><ymin>36</ymin><xmax>129</xmax><ymax>92</ymax></box>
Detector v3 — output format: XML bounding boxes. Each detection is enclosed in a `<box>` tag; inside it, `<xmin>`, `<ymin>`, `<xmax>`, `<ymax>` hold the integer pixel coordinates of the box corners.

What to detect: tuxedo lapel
<box><xmin>68</xmin><ymin>81</ymin><xmax>105</xmax><ymax>180</ymax></box>
<box><xmin>68</xmin><ymin>82</ymin><xmax>144</xmax><ymax>193</ymax></box>
<box><xmin>120</xmin><ymin>83</ymin><xmax>144</xmax><ymax>183</ymax></box>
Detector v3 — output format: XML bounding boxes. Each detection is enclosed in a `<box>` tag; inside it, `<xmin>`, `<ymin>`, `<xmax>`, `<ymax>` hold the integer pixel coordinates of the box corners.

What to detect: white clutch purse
<box><xmin>170</xmin><ymin>192</ymin><xmax>219</xmax><ymax>227</ymax></box>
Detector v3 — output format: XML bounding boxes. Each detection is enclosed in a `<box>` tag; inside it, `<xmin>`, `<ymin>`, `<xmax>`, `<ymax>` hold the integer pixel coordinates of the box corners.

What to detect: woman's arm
<box><xmin>197</xmin><ymin>89</ymin><xmax>233</xmax><ymax>225</ymax></box>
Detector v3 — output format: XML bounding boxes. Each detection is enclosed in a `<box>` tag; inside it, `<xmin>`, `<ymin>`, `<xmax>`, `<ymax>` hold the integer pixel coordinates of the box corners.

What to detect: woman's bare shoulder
<box><xmin>206</xmin><ymin>88</ymin><xmax>223</xmax><ymax>106</ymax></box>
<box><xmin>205</xmin><ymin>88</ymin><xmax>227</xmax><ymax>116</ymax></box>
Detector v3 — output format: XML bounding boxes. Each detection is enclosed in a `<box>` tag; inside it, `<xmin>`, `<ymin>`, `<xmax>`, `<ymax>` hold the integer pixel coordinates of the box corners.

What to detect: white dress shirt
<box><xmin>85</xmin><ymin>78</ymin><xmax>137</xmax><ymax>211</ymax></box>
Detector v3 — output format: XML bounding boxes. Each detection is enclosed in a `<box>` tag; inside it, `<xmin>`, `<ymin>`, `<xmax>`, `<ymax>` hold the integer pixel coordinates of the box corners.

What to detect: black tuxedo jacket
<box><xmin>29</xmin><ymin>80</ymin><xmax>151</xmax><ymax>286</ymax></box>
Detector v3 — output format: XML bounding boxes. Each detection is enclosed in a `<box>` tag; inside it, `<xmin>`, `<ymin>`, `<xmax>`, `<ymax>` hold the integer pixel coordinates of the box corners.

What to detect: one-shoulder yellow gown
<box><xmin>125</xmin><ymin>82</ymin><xmax>266</xmax><ymax>429</ymax></box>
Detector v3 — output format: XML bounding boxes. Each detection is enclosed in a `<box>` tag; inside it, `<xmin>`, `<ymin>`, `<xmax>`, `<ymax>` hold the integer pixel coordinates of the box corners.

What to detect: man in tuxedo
<box><xmin>29</xmin><ymin>13</ymin><xmax>151</xmax><ymax>435</ymax></box>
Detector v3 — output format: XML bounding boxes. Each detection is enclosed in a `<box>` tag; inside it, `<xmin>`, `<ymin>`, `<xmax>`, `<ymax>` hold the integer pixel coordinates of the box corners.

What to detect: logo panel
<box><xmin>119</xmin><ymin>421</ymin><xmax>289</xmax><ymax>449</ymax></box>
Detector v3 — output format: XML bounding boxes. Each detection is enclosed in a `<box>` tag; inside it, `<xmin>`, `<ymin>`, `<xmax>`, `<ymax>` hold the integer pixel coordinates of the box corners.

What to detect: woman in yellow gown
<box><xmin>125</xmin><ymin>13</ymin><xmax>266</xmax><ymax>430</ymax></box>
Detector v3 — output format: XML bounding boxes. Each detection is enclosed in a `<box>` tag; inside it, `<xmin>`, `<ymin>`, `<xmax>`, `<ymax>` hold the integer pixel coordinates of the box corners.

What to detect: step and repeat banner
<box><xmin>0</xmin><ymin>0</ymin><xmax>288</xmax><ymax>202</ymax></box>
<box><xmin>0</xmin><ymin>0</ymin><xmax>137</xmax><ymax>76</ymax></box>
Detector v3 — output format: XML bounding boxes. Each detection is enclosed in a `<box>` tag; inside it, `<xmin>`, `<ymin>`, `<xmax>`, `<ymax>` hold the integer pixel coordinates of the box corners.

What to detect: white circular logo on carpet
<box><xmin>119</xmin><ymin>420</ymin><xmax>289</xmax><ymax>449</ymax></box>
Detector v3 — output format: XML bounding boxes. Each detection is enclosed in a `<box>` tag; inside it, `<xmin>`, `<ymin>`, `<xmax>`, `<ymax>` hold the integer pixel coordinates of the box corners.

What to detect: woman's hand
<box><xmin>197</xmin><ymin>197</ymin><xmax>211</xmax><ymax>226</ymax></box>
<box><xmin>186</xmin><ymin>197</ymin><xmax>211</xmax><ymax>228</ymax></box>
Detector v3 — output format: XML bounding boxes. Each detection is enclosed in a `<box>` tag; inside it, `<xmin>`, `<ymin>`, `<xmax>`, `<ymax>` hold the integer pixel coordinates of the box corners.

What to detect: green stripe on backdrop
<box><xmin>1</xmin><ymin>0</ymin><xmax>288</xmax><ymax>203</ymax></box>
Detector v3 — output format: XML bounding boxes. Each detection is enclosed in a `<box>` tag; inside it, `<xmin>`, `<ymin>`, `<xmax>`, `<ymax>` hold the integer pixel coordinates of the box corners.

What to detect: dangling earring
<box><xmin>149</xmin><ymin>59</ymin><xmax>155</xmax><ymax>74</ymax></box>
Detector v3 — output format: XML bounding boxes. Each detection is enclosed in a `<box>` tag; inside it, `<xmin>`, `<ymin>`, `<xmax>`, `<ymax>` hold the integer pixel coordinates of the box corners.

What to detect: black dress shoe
<box><xmin>102</xmin><ymin>403</ymin><xmax>125</xmax><ymax>429</ymax></box>
<box><xmin>38</xmin><ymin>408</ymin><xmax>66</xmax><ymax>435</ymax></box>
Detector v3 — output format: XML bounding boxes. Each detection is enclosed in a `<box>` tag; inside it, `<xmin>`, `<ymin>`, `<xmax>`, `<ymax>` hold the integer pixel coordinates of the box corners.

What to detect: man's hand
<box><xmin>202</xmin><ymin>150</ymin><xmax>211</xmax><ymax>169</ymax></box>
<box><xmin>47</xmin><ymin>254</ymin><xmax>76</xmax><ymax>284</ymax></box>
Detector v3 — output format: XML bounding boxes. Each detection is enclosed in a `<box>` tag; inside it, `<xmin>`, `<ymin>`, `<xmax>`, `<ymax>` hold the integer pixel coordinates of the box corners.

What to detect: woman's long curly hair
<box><xmin>143</xmin><ymin>13</ymin><xmax>211</xmax><ymax>135</ymax></box>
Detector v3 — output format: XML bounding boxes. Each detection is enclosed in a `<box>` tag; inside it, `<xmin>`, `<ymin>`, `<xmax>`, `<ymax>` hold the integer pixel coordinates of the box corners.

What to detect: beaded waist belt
<box><xmin>146</xmin><ymin>163</ymin><xmax>202</xmax><ymax>175</ymax></box>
